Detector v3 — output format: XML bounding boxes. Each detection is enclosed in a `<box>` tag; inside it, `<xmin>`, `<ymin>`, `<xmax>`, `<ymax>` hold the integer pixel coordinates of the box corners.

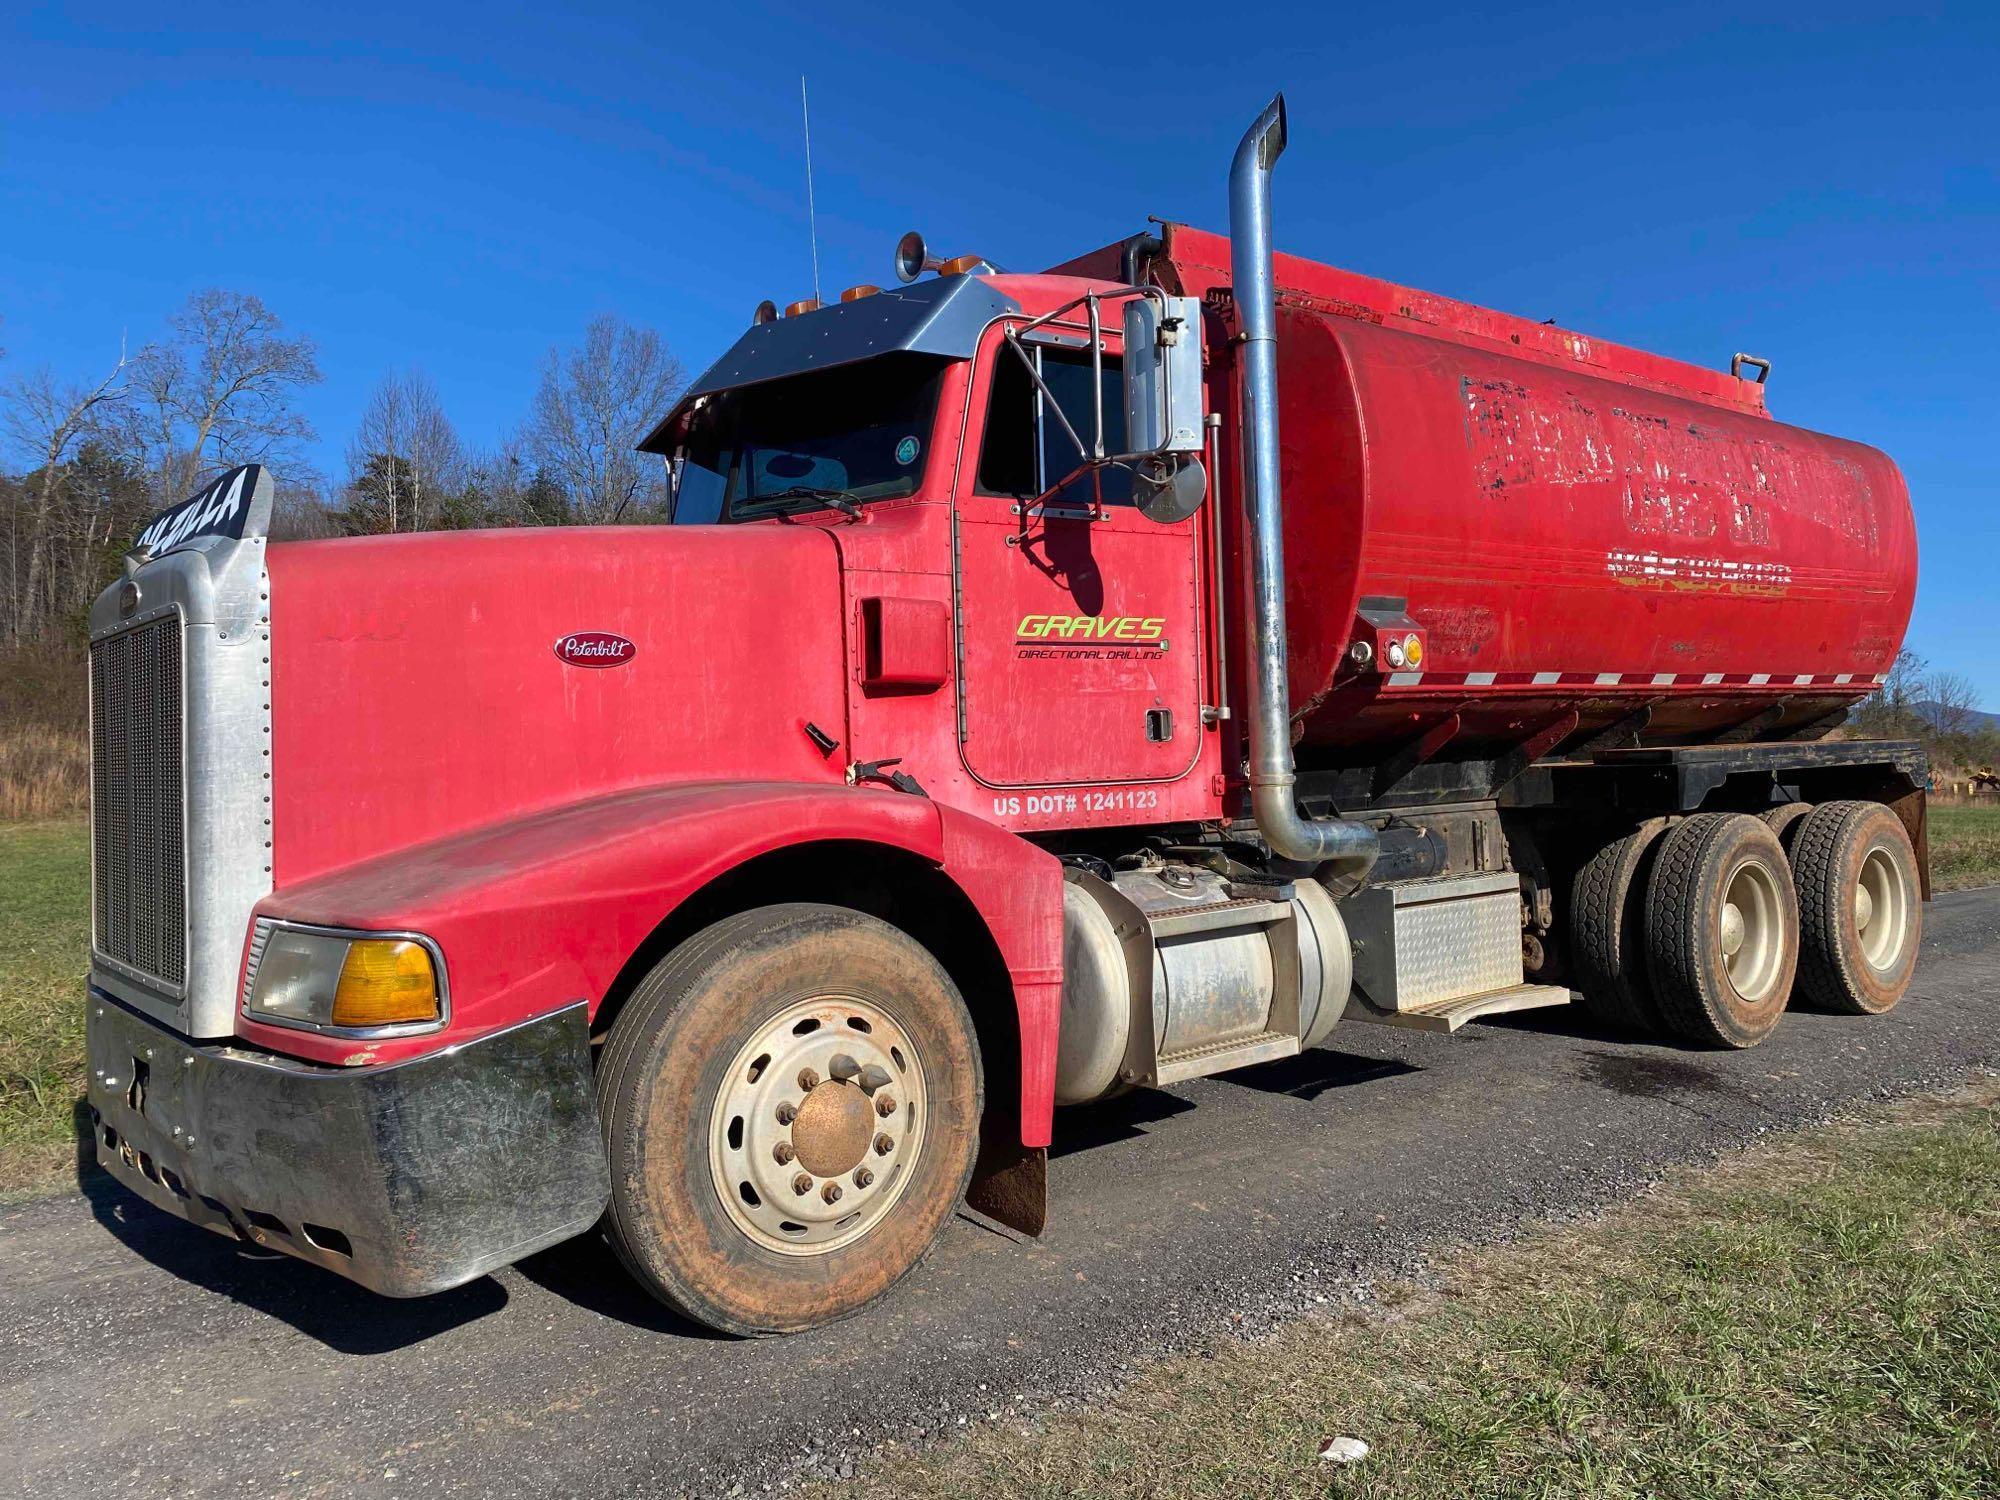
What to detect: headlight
<box><xmin>246</xmin><ymin>924</ymin><xmax>444</xmax><ymax>1033</ymax></box>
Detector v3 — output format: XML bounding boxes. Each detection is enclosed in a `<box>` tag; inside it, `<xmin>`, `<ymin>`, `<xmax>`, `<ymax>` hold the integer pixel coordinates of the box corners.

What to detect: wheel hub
<box><xmin>791</xmin><ymin>1079</ymin><xmax>873</xmax><ymax>1178</ymax></box>
<box><xmin>707</xmin><ymin>997</ymin><xmax>925</xmax><ymax>1256</ymax></box>
<box><xmin>1720</xmin><ymin>858</ymin><xmax>1784</xmax><ymax>1003</ymax></box>
<box><xmin>1719</xmin><ymin>902</ymin><xmax>1745</xmax><ymax>957</ymax></box>
<box><xmin>1855</xmin><ymin>845</ymin><xmax>1910</xmax><ymax>972</ymax></box>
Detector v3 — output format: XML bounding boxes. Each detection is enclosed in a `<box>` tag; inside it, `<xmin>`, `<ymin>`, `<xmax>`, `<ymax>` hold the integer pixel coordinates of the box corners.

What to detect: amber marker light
<box><xmin>331</xmin><ymin>939</ymin><xmax>441</xmax><ymax>1028</ymax></box>
<box><xmin>784</xmin><ymin>298</ymin><xmax>821</xmax><ymax>318</ymax></box>
<box><xmin>840</xmin><ymin>284</ymin><xmax>881</xmax><ymax>302</ymax></box>
<box><xmin>1404</xmin><ymin>634</ymin><xmax>1425</xmax><ymax>668</ymax></box>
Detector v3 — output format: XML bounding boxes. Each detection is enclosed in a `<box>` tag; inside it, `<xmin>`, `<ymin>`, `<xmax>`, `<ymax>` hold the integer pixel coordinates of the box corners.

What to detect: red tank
<box><xmin>1152</xmin><ymin>226</ymin><xmax>1917</xmax><ymax>759</ymax></box>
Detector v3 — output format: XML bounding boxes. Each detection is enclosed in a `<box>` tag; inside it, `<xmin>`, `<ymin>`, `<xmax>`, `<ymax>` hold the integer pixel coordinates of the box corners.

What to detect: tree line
<box><xmin>1</xmin><ymin>290</ymin><xmax>682</xmax><ymax>648</ymax></box>
<box><xmin>1848</xmin><ymin>650</ymin><xmax>2000</xmax><ymax>777</ymax></box>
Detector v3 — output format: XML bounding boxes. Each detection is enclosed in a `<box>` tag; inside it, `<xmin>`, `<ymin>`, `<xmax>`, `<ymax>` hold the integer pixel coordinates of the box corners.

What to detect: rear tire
<box><xmin>1644</xmin><ymin>813</ymin><xmax>1799</xmax><ymax>1049</ymax></box>
<box><xmin>1759</xmin><ymin>800</ymin><xmax>1814</xmax><ymax>853</ymax></box>
<box><xmin>1789</xmin><ymin>800</ymin><xmax>1922</xmax><ymax>1015</ymax></box>
<box><xmin>1569</xmin><ymin>818</ymin><xmax>1672</xmax><ymax>1033</ymax></box>
<box><xmin>597</xmin><ymin>904</ymin><xmax>982</xmax><ymax>1335</ymax></box>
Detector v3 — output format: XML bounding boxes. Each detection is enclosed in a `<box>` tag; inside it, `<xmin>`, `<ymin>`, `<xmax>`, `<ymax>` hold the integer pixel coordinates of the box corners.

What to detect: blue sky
<box><xmin>4</xmin><ymin>3</ymin><xmax>1997</xmax><ymax>700</ymax></box>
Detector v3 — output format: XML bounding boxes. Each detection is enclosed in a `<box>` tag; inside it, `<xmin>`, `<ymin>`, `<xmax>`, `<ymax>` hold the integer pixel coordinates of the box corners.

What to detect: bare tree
<box><xmin>125</xmin><ymin>289</ymin><xmax>321</xmax><ymax>504</ymax></box>
<box><xmin>343</xmin><ymin>369</ymin><xmax>463</xmax><ymax>533</ymax></box>
<box><xmin>270</xmin><ymin>469</ymin><xmax>342</xmax><ymax>542</ymax></box>
<box><xmin>1921</xmin><ymin>670</ymin><xmax>1982</xmax><ymax>739</ymax></box>
<box><xmin>527</xmin><ymin>315</ymin><xmax>683</xmax><ymax>524</ymax></box>
<box><xmin>3</xmin><ymin>350</ymin><xmax>128</xmax><ymax>641</ymax></box>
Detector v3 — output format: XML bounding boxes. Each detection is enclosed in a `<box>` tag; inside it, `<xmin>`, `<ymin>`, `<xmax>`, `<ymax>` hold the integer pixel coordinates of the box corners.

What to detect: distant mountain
<box><xmin>1910</xmin><ymin>701</ymin><xmax>2000</xmax><ymax>732</ymax></box>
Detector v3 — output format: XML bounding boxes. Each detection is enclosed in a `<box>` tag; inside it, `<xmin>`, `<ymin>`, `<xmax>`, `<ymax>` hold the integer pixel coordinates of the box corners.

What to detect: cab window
<box><xmin>975</xmin><ymin>345</ymin><xmax>1135</xmax><ymax>507</ymax></box>
<box><xmin>672</xmin><ymin>353</ymin><xmax>946</xmax><ymax>524</ymax></box>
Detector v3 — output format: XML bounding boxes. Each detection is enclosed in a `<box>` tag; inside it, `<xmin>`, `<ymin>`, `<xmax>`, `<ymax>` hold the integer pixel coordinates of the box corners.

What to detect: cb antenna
<box><xmin>800</xmin><ymin>76</ymin><xmax>822</xmax><ymax>305</ymax></box>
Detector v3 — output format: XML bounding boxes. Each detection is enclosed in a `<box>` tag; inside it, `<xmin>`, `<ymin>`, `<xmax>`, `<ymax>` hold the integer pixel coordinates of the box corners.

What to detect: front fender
<box><xmin>239</xmin><ymin>783</ymin><xmax>1066</xmax><ymax>1147</ymax></box>
<box><xmin>241</xmin><ymin>781</ymin><xmax>945</xmax><ymax>1064</ymax></box>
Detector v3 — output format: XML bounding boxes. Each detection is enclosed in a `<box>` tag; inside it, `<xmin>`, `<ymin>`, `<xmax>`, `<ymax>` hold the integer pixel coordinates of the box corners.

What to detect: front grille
<box><xmin>91</xmin><ymin>613</ymin><xmax>186</xmax><ymax>989</ymax></box>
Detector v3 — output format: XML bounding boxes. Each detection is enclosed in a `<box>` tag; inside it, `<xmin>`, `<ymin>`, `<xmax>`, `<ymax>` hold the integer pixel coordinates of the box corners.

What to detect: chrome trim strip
<box><xmin>87</xmin><ymin>470</ymin><xmax>278</xmax><ymax>1040</ymax></box>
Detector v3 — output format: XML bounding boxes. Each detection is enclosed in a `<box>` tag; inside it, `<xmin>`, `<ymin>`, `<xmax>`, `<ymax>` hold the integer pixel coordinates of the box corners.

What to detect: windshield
<box><xmin>672</xmin><ymin>353</ymin><xmax>947</xmax><ymax>524</ymax></box>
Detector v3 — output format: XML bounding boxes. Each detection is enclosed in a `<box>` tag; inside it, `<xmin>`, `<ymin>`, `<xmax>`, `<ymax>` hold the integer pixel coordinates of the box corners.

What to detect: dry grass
<box><xmin>1931</xmin><ymin>802</ymin><xmax>2000</xmax><ymax>892</ymax></box>
<box><xmin>824</xmin><ymin>1079</ymin><xmax>2000</xmax><ymax>1500</ymax></box>
<box><xmin>0</xmin><ymin>725</ymin><xmax>89</xmax><ymax>820</ymax></box>
<box><xmin>0</xmin><ymin>641</ymin><xmax>88</xmax><ymax>821</ymax></box>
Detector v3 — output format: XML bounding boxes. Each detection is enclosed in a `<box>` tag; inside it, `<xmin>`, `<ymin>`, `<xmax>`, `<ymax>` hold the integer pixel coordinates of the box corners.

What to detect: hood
<box><xmin>265</xmin><ymin>524</ymin><xmax>851</xmax><ymax>885</ymax></box>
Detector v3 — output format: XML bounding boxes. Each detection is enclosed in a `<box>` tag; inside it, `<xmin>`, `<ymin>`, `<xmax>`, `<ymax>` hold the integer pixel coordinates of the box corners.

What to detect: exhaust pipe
<box><xmin>1229</xmin><ymin>94</ymin><xmax>1377</xmax><ymax>878</ymax></box>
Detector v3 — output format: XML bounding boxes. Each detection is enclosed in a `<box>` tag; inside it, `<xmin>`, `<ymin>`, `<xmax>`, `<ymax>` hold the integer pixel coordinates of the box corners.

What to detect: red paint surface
<box><xmin>1089</xmin><ymin>226</ymin><xmax>1917</xmax><ymax>754</ymax></box>
<box><xmin>249</xmin><ymin>242</ymin><xmax>1918</xmax><ymax>1153</ymax></box>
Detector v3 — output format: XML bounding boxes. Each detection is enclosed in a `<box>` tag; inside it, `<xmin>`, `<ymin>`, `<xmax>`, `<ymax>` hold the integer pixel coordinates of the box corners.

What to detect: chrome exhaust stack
<box><xmin>1228</xmin><ymin>95</ymin><xmax>1377</xmax><ymax>878</ymax></box>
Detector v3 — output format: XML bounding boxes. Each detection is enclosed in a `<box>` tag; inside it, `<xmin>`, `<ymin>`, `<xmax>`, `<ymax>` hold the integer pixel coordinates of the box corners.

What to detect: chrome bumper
<box><xmin>85</xmin><ymin>994</ymin><xmax>611</xmax><ymax>1297</ymax></box>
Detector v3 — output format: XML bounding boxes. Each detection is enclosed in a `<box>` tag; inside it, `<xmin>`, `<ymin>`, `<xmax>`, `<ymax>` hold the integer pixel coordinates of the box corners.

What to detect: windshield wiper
<box><xmin>751</xmin><ymin>485</ymin><xmax>863</xmax><ymax>516</ymax></box>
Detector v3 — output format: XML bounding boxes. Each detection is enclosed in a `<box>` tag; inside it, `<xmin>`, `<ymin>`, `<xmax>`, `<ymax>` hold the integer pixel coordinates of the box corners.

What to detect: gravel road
<box><xmin>5</xmin><ymin>888</ymin><xmax>1995</xmax><ymax>1498</ymax></box>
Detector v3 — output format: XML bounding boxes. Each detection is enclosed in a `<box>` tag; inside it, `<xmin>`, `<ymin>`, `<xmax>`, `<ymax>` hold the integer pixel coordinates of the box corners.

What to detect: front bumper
<box><xmin>85</xmin><ymin>994</ymin><xmax>611</xmax><ymax>1297</ymax></box>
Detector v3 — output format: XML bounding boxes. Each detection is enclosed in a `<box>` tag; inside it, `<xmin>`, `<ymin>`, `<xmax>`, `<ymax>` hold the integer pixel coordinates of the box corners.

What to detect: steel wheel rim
<box><xmin>708</xmin><ymin>996</ymin><xmax>927</xmax><ymax>1257</ymax></box>
<box><xmin>1855</xmin><ymin>846</ymin><xmax>1911</xmax><ymax>972</ymax></box>
<box><xmin>1719</xmin><ymin>858</ymin><xmax>1785</xmax><ymax>1004</ymax></box>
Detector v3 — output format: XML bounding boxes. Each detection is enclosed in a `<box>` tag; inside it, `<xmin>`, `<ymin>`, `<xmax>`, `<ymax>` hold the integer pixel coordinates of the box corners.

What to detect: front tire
<box><xmin>597</xmin><ymin>904</ymin><xmax>982</xmax><ymax>1335</ymax></box>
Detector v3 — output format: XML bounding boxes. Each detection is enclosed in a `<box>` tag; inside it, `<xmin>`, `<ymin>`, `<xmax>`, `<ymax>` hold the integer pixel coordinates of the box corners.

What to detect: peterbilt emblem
<box><xmin>554</xmin><ymin>631</ymin><xmax>637</xmax><ymax>668</ymax></box>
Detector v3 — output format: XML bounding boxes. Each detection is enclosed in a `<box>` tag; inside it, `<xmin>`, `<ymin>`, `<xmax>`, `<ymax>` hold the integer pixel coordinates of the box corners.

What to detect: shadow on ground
<box><xmin>77</xmin><ymin>1173</ymin><xmax>509</xmax><ymax>1355</ymax></box>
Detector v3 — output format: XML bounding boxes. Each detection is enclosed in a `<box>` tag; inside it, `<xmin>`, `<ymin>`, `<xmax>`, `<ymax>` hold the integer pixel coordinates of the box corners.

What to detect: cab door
<box><xmin>954</xmin><ymin>330</ymin><xmax>1206</xmax><ymax>789</ymax></box>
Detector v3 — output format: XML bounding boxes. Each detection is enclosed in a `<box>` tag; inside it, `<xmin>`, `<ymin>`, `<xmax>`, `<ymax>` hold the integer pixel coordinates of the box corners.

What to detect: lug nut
<box><xmin>821</xmin><ymin>1182</ymin><xmax>843</xmax><ymax>1204</ymax></box>
<box><xmin>773</xmin><ymin>1141</ymin><xmax>795</xmax><ymax>1164</ymax></box>
<box><xmin>853</xmin><ymin>1167</ymin><xmax>874</xmax><ymax>1188</ymax></box>
<box><xmin>875</xmin><ymin>1093</ymin><xmax>897</xmax><ymax>1117</ymax></box>
<box><xmin>828</xmin><ymin>1054</ymin><xmax>860</xmax><ymax>1082</ymax></box>
<box><xmin>874</xmin><ymin>1132</ymin><xmax>895</xmax><ymax>1155</ymax></box>
<box><xmin>776</xmin><ymin>1102</ymin><xmax>798</xmax><ymax>1125</ymax></box>
<box><xmin>792</xmin><ymin>1172</ymin><xmax>813</xmax><ymax>1196</ymax></box>
<box><xmin>797</xmin><ymin>1067</ymin><xmax>820</xmax><ymax>1091</ymax></box>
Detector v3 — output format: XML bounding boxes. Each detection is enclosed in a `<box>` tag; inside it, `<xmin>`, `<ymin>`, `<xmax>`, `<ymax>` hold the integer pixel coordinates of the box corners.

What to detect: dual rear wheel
<box><xmin>1570</xmin><ymin>801</ymin><xmax>1921</xmax><ymax>1048</ymax></box>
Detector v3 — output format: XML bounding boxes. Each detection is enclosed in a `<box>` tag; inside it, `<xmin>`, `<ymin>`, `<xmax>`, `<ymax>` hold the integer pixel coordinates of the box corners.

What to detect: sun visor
<box><xmin>639</xmin><ymin>276</ymin><xmax>1019</xmax><ymax>453</ymax></box>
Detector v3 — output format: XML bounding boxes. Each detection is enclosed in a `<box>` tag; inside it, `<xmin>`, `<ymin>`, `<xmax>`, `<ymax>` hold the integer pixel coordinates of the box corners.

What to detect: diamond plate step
<box><xmin>1152</xmin><ymin>1029</ymin><xmax>1300</xmax><ymax>1085</ymax></box>
<box><xmin>1349</xmin><ymin>982</ymin><xmax>1571</xmax><ymax>1034</ymax></box>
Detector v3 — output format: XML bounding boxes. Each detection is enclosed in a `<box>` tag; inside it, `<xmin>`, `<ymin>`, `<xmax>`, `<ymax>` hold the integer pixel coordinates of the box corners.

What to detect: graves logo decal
<box><xmin>554</xmin><ymin>631</ymin><xmax>637</xmax><ymax>668</ymax></box>
<box><xmin>1015</xmin><ymin>614</ymin><xmax>1168</xmax><ymax>660</ymax></box>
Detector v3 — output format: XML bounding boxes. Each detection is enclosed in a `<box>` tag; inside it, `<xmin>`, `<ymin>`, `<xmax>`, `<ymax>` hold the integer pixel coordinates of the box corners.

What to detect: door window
<box><xmin>975</xmin><ymin>347</ymin><xmax>1135</xmax><ymax>508</ymax></box>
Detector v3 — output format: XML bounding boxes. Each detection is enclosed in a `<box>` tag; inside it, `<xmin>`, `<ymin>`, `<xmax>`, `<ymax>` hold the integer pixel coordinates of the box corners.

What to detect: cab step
<box><xmin>1350</xmin><ymin>982</ymin><xmax>1572</xmax><ymax>1033</ymax></box>
<box><xmin>1153</xmin><ymin>1029</ymin><xmax>1300</xmax><ymax>1085</ymax></box>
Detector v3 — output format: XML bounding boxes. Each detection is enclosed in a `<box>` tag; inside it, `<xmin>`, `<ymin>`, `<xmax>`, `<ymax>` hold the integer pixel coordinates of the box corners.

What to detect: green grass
<box><xmin>1931</xmin><ymin>802</ymin><xmax>2000</xmax><ymax>892</ymax></box>
<box><xmin>0</xmin><ymin>819</ymin><xmax>90</xmax><ymax>1196</ymax></box>
<box><xmin>826</xmin><ymin>1081</ymin><xmax>2000</xmax><ymax>1500</ymax></box>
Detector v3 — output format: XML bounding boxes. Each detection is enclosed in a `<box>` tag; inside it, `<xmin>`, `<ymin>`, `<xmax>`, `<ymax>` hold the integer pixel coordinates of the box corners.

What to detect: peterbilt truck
<box><xmin>84</xmin><ymin>97</ymin><xmax>1925</xmax><ymax>1334</ymax></box>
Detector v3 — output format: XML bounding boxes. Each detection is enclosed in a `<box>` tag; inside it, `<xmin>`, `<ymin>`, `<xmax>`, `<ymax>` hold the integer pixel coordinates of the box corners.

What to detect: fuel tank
<box><xmin>1143</xmin><ymin>226</ymin><xmax>1919</xmax><ymax>759</ymax></box>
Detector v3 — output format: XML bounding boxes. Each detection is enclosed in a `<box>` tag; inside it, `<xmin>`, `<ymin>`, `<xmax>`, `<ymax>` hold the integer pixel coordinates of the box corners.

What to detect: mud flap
<box><xmin>965</xmin><ymin>1135</ymin><xmax>1047</xmax><ymax>1237</ymax></box>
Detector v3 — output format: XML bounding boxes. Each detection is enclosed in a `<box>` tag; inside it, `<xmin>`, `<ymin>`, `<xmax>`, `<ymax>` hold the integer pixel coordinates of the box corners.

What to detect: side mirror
<box><xmin>1123</xmin><ymin>295</ymin><xmax>1204</xmax><ymax>457</ymax></box>
<box><xmin>1123</xmin><ymin>295</ymin><xmax>1206</xmax><ymax>523</ymax></box>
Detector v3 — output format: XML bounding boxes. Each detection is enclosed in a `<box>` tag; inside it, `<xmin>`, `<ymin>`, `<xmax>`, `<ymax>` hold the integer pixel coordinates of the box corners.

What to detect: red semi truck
<box><xmin>84</xmin><ymin>98</ymin><xmax>1925</xmax><ymax>1334</ymax></box>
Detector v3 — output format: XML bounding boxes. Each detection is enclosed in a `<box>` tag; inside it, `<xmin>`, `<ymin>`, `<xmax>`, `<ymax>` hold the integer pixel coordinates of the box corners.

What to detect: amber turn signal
<box><xmin>331</xmin><ymin>939</ymin><xmax>441</xmax><ymax>1028</ymax></box>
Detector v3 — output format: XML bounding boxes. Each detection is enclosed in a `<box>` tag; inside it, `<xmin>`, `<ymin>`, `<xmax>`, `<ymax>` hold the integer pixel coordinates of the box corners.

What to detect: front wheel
<box><xmin>597</xmin><ymin>904</ymin><xmax>982</xmax><ymax>1335</ymax></box>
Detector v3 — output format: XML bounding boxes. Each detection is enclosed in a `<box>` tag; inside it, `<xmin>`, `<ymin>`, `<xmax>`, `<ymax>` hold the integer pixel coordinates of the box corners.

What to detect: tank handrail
<box><xmin>1228</xmin><ymin>94</ymin><xmax>1378</xmax><ymax>877</ymax></box>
